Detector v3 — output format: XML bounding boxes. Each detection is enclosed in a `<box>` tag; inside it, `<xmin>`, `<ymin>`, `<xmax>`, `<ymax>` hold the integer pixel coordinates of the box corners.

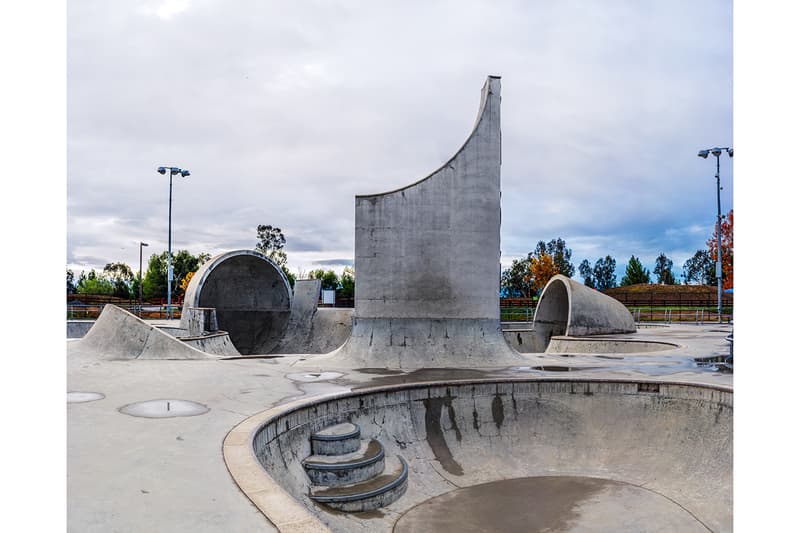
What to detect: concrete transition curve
<box><xmin>320</xmin><ymin>76</ymin><xmax>522</xmax><ymax>368</ymax></box>
<box><xmin>225</xmin><ymin>379</ymin><xmax>732</xmax><ymax>532</ymax></box>
<box><xmin>181</xmin><ymin>250</ymin><xmax>292</xmax><ymax>355</ymax></box>
<box><xmin>79</xmin><ymin>304</ymin><xmax>213</xmax><ymax>360</ymax></box>
<box><xmin>270</xmin><ymin>279</ymin><xmax>352</xmax><ymax>354</ymax></box>
<box><xmin>532</xmin><ymin>274</ymin><xmax>636</xmax><ymax>352</ymax></box>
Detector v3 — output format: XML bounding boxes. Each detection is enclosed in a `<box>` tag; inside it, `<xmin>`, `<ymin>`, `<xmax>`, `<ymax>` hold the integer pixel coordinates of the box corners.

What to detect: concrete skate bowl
<box><xmin>224</xmin><ymin>378</ymin><xmax>732</xmax><ymax>532</ymax></box>
<box><xmin>181</xmin><ymin>250</ymin><xmax>291</xmax><ymax>355</ymax></box>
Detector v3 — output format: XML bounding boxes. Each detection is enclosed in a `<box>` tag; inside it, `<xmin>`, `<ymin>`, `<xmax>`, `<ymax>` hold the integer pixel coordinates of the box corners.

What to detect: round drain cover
<box><xmin>119</xmin><ymin>399</ymin><xmax>209</xmax><ymax>418</ymax></box>
<box><xmin>67</xmin><ymin>391</ymin><xmax>105</xmax><ymax>403</ymax></box>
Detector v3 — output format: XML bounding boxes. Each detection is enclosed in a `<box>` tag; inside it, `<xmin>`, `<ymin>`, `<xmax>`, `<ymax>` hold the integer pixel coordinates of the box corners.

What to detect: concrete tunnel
<box><xmin>180</xmin><ymin>250</ymin><xmax>292</xmax><ymax>355</ymax></box>
<box><xmin>532</xmin><ymin>274</ymin><xmax>636</xmax><ymax>352</ymax></box>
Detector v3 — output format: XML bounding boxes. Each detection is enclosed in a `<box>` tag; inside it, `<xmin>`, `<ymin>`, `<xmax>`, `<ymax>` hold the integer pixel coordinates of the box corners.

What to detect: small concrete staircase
<box><xmin>305</xmin><ymin>422</ymin><xmax>408</xmax><ymax>512</ymax></box>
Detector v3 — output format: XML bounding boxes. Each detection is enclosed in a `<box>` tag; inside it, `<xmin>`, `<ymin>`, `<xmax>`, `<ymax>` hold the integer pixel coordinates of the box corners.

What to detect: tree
<box><xmin>682</xmin><ymin>250</ymin><xmax>715</xmax><ymax>285</ymax></box>
<box><xmin>593</xmin><ymin>256</ymin><xmax>617</xmax><ymax>290</ymax></box>
<box><xmin>179</xmin><ymin>271</ymin><xmax>195</xmax><ymax>292</ymax></box>
<box><xmin>529</xmin><ymin>253</ymin><xmax>559</xmax><ymax>295</ymax></box>
<box><xmin>255</xmin><ymin>224</ymin><xmax>287</xmax><ymax>266</ymax></box>
<box><xmin>707</xmin><ymin>209</ymin><xmax>733</xmax><ymax>290</ymax></box>
<box><xmin>533</xmin><ymin>238</ymin><xmax>574</xmax><ymax>277</ymax></box>
<box><xmin>141</xmin><ymin>250</ymin><xmax>206</xmax><ymax>300</ymax></box>
<box><xmin>621</xmin><ymin>255</ymin><xmax>651</xmax><ymax>286</ymax></box>
<box><xmin>578</xmin><ymin>260</ymin><xmax>595</xmax><ymax>288</ymax></box>
<box><xmin>76</xmin><ymin>269</ymin><xmax>114</xmax><ymax>295</ymax></box>
<box><xmin>653</xmin><ymin>253</ymin><xmax>676</xmax><ymax>285</ymax></box>
<box><xmin>309</xmin><ymin>269</ymin><xmax>339</xmax><ymax>290</ymax></box>
<box><xmin>142</xmin><ymin>253</ymin><xmax>168</xmax><ymax>300</ymax></box>
<box><xmin>338</xmin><ymin>266</ymin><xmax>355</xmax><ymax>298</ymax></box>
<box><xmin>67</xmin><ymin>269</ymin><xmax>76</xmax><ymax>294</ymax></box>
<box><xmin>500</xmin><ymin>256</ymin><xmax>534</xmax><ymax>297</ymax></box>
<box><xmin>104</xmin><ymin>262</ymin><xmax>134</xmax><ymax>299</ymax></box>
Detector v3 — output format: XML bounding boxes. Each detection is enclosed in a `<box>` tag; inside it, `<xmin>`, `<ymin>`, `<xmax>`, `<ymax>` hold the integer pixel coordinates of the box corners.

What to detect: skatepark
<box><xmin>67</xmin><ymin>77</ymin><xmax>733</xmax><ymax>532</ymax></box>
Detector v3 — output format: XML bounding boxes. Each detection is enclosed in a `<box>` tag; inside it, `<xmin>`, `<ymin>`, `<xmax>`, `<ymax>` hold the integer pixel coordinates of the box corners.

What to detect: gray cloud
<box><xmin>312</xmin><ymin>259</ymin><xmax>354</xmax><ymax>267</ymax></box>
<box><xmin>68</xmin><ymin>0</ymin><xmax>732</xmax><ymax>279</ymax></box>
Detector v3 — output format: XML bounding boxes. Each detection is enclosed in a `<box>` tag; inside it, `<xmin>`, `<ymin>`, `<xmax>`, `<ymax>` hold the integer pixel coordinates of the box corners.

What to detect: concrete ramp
<box><xmin>270</xmin><ymin>280</ymin><xmax>353</xmax><ymax>354</ymax></box>
<box><xmin>79</xmin><ymin>305</ymin><xmax>214</xmax><ymax>360</ymax></box>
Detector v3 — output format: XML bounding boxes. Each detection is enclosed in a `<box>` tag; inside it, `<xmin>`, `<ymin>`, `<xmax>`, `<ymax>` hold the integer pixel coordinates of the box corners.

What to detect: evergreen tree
<box><xmin>621</xmin><ymin>255</ymin><xmax>651</xmax><ymax>286</ymax></box>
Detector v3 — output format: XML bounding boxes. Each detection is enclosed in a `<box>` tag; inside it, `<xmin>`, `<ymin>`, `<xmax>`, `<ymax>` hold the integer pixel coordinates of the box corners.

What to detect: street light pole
<box><xmin>697</xmin><ymin>147</ymin><xmax>732</xmax><ymax>324</ymax></box>
<box><xmin>157</xmin><ymin>166</ymin><xmax>191</xmax><ymax>320</ymax></box>
<box><xmin>139</xmin><ymin>241</ymin><xmax>149</xmax><ymax>317</ymax></box>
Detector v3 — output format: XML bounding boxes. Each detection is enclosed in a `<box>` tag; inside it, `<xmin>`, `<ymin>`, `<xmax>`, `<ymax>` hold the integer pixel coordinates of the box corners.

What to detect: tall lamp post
<box><xmin>697</xmin><ymin>146</ymin><xmax>733</xmax><ymax>324</ymax></box>
<box><xmin>157</xmin><ymin>166</ymin><xmax>191</xmax><ymax>319</ymax></box>
<box><xmin>138</xmin><ymin>242</ymin><xmax>149</xmax><ymax>317</ymax></box>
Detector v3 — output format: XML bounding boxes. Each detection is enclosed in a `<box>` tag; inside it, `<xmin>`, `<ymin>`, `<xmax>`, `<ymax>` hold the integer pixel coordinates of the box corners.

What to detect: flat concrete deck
<box><xmin>67</xmin><ymin>323</ymin><xmax>732</xmax><ymax>532</ymax></box>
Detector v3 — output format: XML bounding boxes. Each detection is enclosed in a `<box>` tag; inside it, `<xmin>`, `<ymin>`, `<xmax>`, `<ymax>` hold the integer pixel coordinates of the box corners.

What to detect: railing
<box><xmin>629</xmin><ymin>306</ymin><xmax>733</xmax><ymax>325</ymax></box>
<box><xmin>66</xmin><ymin>303</ymin><xmax>182</xmax><ymax>320</ymax></box>
<box><xmin>500</xmin><ymin>306</ymin><xmax>535</xmax><ymax>322</ymax></box>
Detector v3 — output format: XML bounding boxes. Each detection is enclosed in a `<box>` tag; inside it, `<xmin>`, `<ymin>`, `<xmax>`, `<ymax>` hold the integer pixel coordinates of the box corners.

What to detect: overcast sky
<box><xmin>67</xmin><ymin>0</ymin><xmax>732</xmax><ymax>281</ymax></box>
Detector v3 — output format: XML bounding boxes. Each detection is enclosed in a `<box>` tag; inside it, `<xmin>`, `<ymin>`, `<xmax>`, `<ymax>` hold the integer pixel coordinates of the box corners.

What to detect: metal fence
<box><xmin>629</xmin><ymin>307</ymin><xmax>733</xmax><ymax>325</ymax></box>
<box><xmin>67</xmin><ymin>303</ymin><xmax>182</xmax><ymax>320</ymax></box>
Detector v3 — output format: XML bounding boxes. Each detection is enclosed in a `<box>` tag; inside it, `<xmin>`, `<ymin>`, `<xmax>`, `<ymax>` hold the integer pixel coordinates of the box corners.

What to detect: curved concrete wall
<box><xmin>333</xmin><ymin>76</ymin><xmax>521</xmax><ymax>368</ymax></box>
<box><xmin>226</xmin><ymin>379</ymin><xmax>732</xmax><ymax>532</ymax></box>
<box><xmin>270</xmin><ymin>280</ymin><xmax>353</xmax><ymax>354</ymax></box>
<box><xmin>532</xmin><ymin>275</ymin><xmax>636</xmax><ymax>352</ymax></box>
<box><xmin>180</xmin><ymin>250</ymin><xmax>292</xmax><ymax>355</ymax></box>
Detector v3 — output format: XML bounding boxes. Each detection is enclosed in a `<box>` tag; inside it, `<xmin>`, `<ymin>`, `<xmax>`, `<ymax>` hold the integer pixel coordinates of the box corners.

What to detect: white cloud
<box><xmin>142</xmin><ymin>0</ymin><xmax>193</xmax><ymax>20</ymax></box>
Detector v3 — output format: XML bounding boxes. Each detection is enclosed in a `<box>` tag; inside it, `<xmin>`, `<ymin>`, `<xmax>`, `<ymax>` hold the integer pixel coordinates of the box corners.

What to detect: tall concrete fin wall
<box><xmin>532</xmin><ymin>275</ymin><xmax>636</xmax><ymax>352</ymax></box>
<box><xmin>180</xmin><ymin>250</ymin><xmax>292</xmax><ymax>355</ymax></box>
<box><xmin>329</xmin><ymin>76</ymin><xmax>522</xmax><ymax>368</ymax></box>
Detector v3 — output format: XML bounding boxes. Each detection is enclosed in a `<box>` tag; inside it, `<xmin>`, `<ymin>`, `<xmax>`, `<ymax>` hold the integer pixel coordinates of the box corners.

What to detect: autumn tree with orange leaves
<box><xmin>707</xmin><ymin>209</ymin><xmax>733</xmax><ymax>290</ymax></box>
<box><xmin>528</xmin><ymin>253</ymin><xmax>560</xmax><ymax>295</ymax></box>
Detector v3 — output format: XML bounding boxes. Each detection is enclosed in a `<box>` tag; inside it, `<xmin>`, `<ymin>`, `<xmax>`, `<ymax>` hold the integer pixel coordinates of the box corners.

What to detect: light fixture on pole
<box><xmin>138</xmin><ymin>242</ymin><xmax>149</xmax><ymax>317</ymax></box>
<box><xmin>697</xmin><ymin>146</ymin><xmax>732</xmax><ymax>324</ymax></box>
<box><xmin>157</xmin><ymin>166</ymin><xmax>191</xmax><ymax>320</ymax></box>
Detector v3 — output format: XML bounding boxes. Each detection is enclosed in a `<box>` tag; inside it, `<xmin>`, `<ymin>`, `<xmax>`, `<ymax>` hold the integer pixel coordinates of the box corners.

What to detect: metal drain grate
<box><xmin>118</xmin><ymin>399</ymin><xmax>209</xmax><ymax>418</ymax></box>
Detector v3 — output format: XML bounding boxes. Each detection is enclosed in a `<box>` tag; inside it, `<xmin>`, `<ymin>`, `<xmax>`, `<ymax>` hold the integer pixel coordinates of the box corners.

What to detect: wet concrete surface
<box><xmin>393</xmin><ymin>476</ymin><xmax>709</xmax><ymax>533</ymax></box>
<box><xmin>68</xmin><ymin>323</ymin><xmax>732</xmax><ymax>532</ymax></box>
<box><xmin>422</xmin><ymin>396</ymin><xmax>464</xmax><ymax>476</ymax></box>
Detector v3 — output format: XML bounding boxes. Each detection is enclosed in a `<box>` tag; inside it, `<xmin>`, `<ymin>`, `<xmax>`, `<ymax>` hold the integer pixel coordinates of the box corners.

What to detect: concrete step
<box><xmin>303</xmin><ymin>439</ymin><xmax>385</xmax><ymax>486</ymax></box>
<box><xmin>310</xmin><ymin>422</ymin><xmax>361</xmax><ymax>456</ymax></box>
<box><xmin>309</xmin><ymin>455</ymin><xmax>408</xmax><ymax>512</ymax></box>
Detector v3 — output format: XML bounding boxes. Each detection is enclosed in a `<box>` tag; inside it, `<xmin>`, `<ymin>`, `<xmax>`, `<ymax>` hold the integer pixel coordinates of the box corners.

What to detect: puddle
<box><xmin>67</xmin><ymin>391</ymin><xmax>105</xmax><ymax>403</ymax></box>
<box><xmin>276</xmin><ymin>382</ymin><xmax>352</xmax><ymax>406</ymax></box>
<box><xmin>286</xmin><ymin>371</ymin><xmax>344</xmax><ymax>383</ymax></box>
<box><xmin>119</xmin><ymin>399</ymin><xmax>210</xmax><ymax>418</ymax></box>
